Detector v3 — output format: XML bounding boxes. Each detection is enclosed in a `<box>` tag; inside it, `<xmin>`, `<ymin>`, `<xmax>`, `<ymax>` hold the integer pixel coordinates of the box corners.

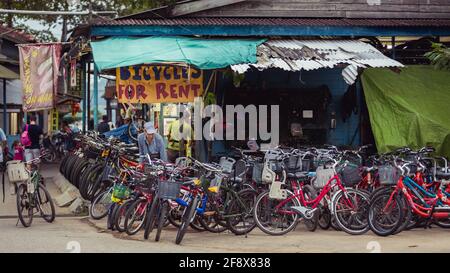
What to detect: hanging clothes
<box><xmin>341</xmin><ymin>83</ymin><xmax>358</xmax><ymax>122</ymax></box>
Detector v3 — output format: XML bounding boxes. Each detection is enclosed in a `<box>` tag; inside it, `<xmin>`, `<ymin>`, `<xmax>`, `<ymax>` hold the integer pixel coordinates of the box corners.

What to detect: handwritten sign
<box><xmin>116</xmin><ymin>65</ymin><xmax>203</xmax><ymax>103</ymax></box>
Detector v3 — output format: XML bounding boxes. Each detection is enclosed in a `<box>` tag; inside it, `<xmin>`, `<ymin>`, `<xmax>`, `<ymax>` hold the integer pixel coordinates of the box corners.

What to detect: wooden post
<box><xmin>3</xmin><ymin>79</ymin><xmax>6</xmax><ymax>134</ymax></box>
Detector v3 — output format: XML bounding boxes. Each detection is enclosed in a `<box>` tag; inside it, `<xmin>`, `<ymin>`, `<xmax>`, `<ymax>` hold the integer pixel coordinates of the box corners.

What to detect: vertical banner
<box><xmin>19</xmin><ymin>43</ymin><xmax>62</xmax><ymax>112</ymax></box>
<box><xmin>70</xmin><ymin>59</ymin><xmax>77</xmax><ymax>87</ymax></box>
<box><xmin>48</xmin><ymin>108</ymin><xmax>59</xmax><ymax>133</ymax></box>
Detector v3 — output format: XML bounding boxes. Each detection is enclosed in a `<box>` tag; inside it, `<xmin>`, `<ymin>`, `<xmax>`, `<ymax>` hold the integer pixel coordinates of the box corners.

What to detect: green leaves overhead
<box><xmin>425</xmin><ymin>43</ymin><xmax>450</xmax><ymax>71</ymax></box>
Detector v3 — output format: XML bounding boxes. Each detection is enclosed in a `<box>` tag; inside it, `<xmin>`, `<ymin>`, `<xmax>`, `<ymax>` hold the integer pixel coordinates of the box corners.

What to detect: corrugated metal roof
<box><xmin>93</xmin><ymin>17</ymin><xmax>450</xmax><ymax>27</ymax></box>
<box><xmin>231</xmin><ymin>38</ymin><xmax>403</xmax><ymax>85</ymax></box>
<box><xmin>0</xmin><ymin>24</ymin><xmax>36</xmax><ymax>43</ymax></box>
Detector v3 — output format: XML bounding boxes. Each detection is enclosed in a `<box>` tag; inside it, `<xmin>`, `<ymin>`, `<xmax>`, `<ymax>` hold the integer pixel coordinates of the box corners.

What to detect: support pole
<box><xmin>3</xmin><ymin>79</ymin><xmax>6</xmax><ymax>134</ymax></box>
<box><xmin>87</xmin><ymin>62</ymin><xmax>91</xmax><ymax>129</ymax></box>
<box><xmin>391</xmin><ymin>36</ymin><xmax>396</xmax><ymax>60</ymax></box>
<box><xmin>81</xmin><ymin>61</ymin><xmax>87</xmax><ymax>132</ymax></box>
<box><xmin>93</xmin><ymin>65</ymin><xmax>99</xmax><ymax>131</ymax></box>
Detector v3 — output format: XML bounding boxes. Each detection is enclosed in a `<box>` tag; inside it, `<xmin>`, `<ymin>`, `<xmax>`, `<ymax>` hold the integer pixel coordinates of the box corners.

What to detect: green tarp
<box><xmin>91</xmin><ymin>36</ymin><xmax>266</xmax><ymax>71</ymax></box>
<box><xmin>362</xmin><ymin>65</ymin><xmax>450</xmax><ymax>157</ymax></box>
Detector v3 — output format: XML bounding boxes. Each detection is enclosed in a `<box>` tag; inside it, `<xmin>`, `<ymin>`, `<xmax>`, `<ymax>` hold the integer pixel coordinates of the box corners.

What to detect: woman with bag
<box><xmin>21</xmin><ymin>115</ymin><xmax>43</xmax><ymax>167</ymax></box>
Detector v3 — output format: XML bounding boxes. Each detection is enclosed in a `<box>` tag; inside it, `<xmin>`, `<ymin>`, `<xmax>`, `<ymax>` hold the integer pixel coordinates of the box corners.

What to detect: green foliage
<box><xmin>0</xmin><ymin>0</ymin><xmax>176</xmax><ymax>42</ymax></box>
<box><xmin>424</xmin><ymin>43</ymin><xmax>450</xmax><ymax>71</ymax></box>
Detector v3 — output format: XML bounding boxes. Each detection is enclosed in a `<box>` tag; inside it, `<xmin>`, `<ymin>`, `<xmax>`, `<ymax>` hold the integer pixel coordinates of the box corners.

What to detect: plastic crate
<box><xmin>6</xmin><ymin>160</ymin><xmax>29</xmax><ymax>183</ymax></box>
<box><xmin>158</xmin><ymin>179</ymin><xmax>183</xmax><ymax>200</ymax></box>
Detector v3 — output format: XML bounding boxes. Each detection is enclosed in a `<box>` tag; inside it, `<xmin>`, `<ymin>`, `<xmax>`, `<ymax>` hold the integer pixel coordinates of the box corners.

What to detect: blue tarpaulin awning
<box><xmin>91</xmin><ymin>36</ymin><xmax>266</xmax><ymax>71</ymax></box>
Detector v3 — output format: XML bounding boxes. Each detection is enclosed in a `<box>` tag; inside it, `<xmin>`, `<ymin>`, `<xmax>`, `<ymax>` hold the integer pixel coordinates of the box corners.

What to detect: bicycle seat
<box><xmin>287</xmin><ymin>171</ymin><xmax>308</xmax><ymax>180</ymax></box>
<box><xmin>436</xmin><ymin>171</ymin><xmax>450</xmax><ymax>180</ymax></box>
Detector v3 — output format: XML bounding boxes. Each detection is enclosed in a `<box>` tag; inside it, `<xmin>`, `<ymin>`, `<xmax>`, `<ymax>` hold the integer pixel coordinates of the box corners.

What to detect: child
<box><xmin>12</xmin><ymin>140</ymin><xmax>24</xmax><ymax>161</ymax></box>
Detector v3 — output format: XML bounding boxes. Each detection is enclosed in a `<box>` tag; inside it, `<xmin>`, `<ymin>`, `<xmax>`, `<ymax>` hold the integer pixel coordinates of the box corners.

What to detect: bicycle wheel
<box><xmin>332</xmin><ymin>189</ymin><xmax>370</xmax><ymax>235</ymax></box>
<box><xmin>115</xmin><ymin>199</ymin><xmax>134</xmax><ymax>233</ymax></box>
<box><xmin>36</xmin><ymin>185</ymin><xmax>55</xmax><ymax>223</ymax></box>
<box><xmin>90</xmin><ymin>189</ymin><xmax>112</xmax><ymax>220</ymax></box>
<box><xmin>176</xmin><ymin>195</ymin><xmax>199</xmax><ymax>245</ymax></box>
<box><xmin>225</xmin><ymin>188</ymin><xmax>258</xmax><ymax>235</ymax></box>
<box><xmin>168</xmin><ymin>205</ymin><xmax>183</xmax><ymax>228</ymax></box>
<box><xmin>368</xmin><ymin>192</ymin><xmax>404</xmax><ymax>236</ymax></box>
<box><xmin>318</xmin><ymin>205</ymin><xmax>331</xmax><ymax>230</ymax></box>
<box><xmin>253</xmin><ymin>190</ymin><xmax>300</xmax><ymax>236</ymax></box>
<box><xmin>16</xmin><ymin>184</ymin><xmax>33</xmax><ymax>227</ymax></box>
<box><xmin>143</xmin><ymin>196</ymin><xmax>160</xmax><ymax>239</ymax></box>
<box><xmin>392</xmin><ymin>193</ymin><xmax>412</xmax><ymax>235</ymax></box>
<box><xmin>155</xmin><ymin>201</ymin><xmax>169</xmax><ymax>241</ymax></box>
<box><xmin>124</xmin><ymin>198</ymin><xmax>148</xmax><ymax>235</ymax></box>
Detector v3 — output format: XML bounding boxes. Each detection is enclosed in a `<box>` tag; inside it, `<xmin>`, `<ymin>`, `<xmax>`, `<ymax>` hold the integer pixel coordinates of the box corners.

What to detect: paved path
<box><xmin>1</xmin><ymin>216</ymin><xmax>450</xmax><ymax>253</ymax></box>
<box><xmin>0</xmin><ymin>163</ymin><xmax>72</xmax><ymax>218</ymax></box>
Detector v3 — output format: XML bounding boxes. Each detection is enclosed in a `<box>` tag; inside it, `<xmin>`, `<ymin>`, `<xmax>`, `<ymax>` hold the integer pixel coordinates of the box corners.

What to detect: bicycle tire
<box><xmin>16</xmin><ymin>184</ymin><xmax>33</xmax><ymax>227</ymax></box>
<box><xmin>124</xmin><ymin>198</ymin><xmax>147</xmax><ymax>235</ymax></box>
<box><xmin>115</xmin><ymin>199</ymin><xmax>135</xmax><ymax>233</ymax></box>
<box><xmin>225</xmin><ymin>188</ymin><xmax>258</xmax><ymax>235</ymax></box>
<box><xmin>90</xmin><ymin>189</ymin><xmax>112</xmax><ymax>220</ymax></box>
<box><xmin>332</xmin><ymin>189</ymin><xmax>370</xmax><ymax>235</ymax></box>
<box><xmin>155</xmin><ymin>201</ymin><xmax>169</xmax><ymax>241</ymax></box>
<box><xmin>143</xmin><ymin>196</ymin><xmax>159</xmax><ymax>240</ymax></box>
<box><xmin>176</xmin><ymin>195</ymin><xmax>199</xmax><ymax>245</ymax></box>
<box><xmin>368</xmin><ymin>191</ymin><xmax>404</xmax><ymax>236</ymax></box>
<box><xmin>37</xmin><ymin>185</ymin><xmax>55</xmax><ymax>223</ymax></box>
<box><xmin>253</xmin><ymin>189</ymin><xmax>299</xmax><ymax>236</ymax></box>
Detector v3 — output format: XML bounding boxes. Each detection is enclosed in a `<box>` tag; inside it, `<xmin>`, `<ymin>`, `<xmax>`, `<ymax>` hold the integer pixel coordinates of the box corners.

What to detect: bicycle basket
<box><xmin>252</xmin><ymin>162</ymin><xmax>264</xmax><ymax>184</ymax></box>
<box><xmin>283</xmin><ymin>155</ymin><xmax>302</xmax><ymax>172</ymax></box>
<box><xmin>111</xmin><ymin>184</ymin><xmax>131</xmax><ymax>201</ymax></box>
<box><xmin>313</xmin><ymin>166</ymin><xmax>335</xmax><ymax>189</ymax></box>
<box><xmin>337</xmin><ymin>163</ymin><xmax>361</xmax><ymax>187</ymax></box>
<box><xmin>6</xmin><ymin>160</ymin><xmax>29</xmax><ymax>183</ymax></box>
<box><xmin>378</xmin><ymin>165</ymin><xmax>400</xmax><ymax>185</ymax></box>
<box><xmin>158</xmin><ymin>179</ymin><xmax>183</xmax><ymax>200</ymax></box>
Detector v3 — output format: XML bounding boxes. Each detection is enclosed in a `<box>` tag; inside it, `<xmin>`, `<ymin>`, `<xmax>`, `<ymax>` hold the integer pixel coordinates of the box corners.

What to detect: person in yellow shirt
<box><xmin>167</xmin><ymin>109</ymin><xmax>193</xmax><ymax>163</ymax></box>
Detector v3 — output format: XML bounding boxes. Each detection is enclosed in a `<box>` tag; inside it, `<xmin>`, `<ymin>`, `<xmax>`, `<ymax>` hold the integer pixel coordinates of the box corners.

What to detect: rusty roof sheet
<box><xmin>0</xmin><ymin>24</ymin><xmax>36</xmax><ymax>43</ymax></box>
<box><xmin>231</xmin><ymin>38</ymin><xmax>403</xmax><ymax>74</ymax></box>
<box><xmin>92</xmin><ymin>17</ymin><xmax>450</xmax><ymax>27</ymax></box>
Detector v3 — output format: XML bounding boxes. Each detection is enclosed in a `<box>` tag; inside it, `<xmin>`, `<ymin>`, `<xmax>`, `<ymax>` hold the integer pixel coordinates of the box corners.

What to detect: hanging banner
<box><xmin>19</xmin><ymin>43</ymin><xmax>61</xmax><ymax>112</ymax></box>
<box><xmin>70</xmin><ymin>59</ymin><xmax>77</xmax><ymax>87</ymax></box>
<box><xmin>116</xmin><ymin>65</ymin><xmax>203</xmax><ymax>103</ymax></box>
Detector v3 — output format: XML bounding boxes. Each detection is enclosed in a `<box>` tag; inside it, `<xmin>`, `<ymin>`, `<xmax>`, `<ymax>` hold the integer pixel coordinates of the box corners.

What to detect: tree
<box><xmin>0</xmin><ymin>0</ymin><xmax>177</xmax><ymax>42</ymax></box>
<box><xmin>425</xmin><ymin>43</ymin><xmax>450</xmax><ymax>71</ymax></box>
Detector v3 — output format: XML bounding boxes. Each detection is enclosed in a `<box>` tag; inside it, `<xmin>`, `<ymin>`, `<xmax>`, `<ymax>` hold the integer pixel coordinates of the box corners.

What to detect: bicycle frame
<box><xmin>274</xmin><ymin>174</ymin><xmax>353</xmax><ymax>215</ymax></box>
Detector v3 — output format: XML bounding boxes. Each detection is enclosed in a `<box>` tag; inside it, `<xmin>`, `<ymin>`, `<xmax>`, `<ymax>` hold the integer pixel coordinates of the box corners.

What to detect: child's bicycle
<box><xmin>15</xmin><ymin>155</ymin><xmax>56</xmax><ymax>227</ymax></box>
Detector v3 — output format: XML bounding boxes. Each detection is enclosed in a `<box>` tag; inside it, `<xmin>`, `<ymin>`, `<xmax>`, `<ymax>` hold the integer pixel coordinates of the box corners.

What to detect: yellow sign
<box><xmin>116</xmin><ymin>65</ymin><xmax>203</xmax><ymax>103</ymax></box>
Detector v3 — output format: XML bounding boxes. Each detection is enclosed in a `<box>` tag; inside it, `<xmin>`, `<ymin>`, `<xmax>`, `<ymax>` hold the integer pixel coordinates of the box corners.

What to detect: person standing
<box><xmin>138</xmin><ymin>122</ymin><xmax>167</xmax><ymax>163</ymax></box>
<box><xmin>166</xmin><ymin>109</ymin><xmax>193</xmax><ymax>163</ymax></box>
<box><xmin>23</xmin><ymin>115</ymin><xmax>43</xmax><ymax>163</ymax></box>
<box><xmin>98</xmin><ymin>115</ymin><xmax>111</xmax><ymax>134</ymax></box>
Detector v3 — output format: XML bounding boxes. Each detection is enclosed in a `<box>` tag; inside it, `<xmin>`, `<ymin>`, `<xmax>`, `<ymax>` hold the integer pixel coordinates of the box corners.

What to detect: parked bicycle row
<box><xmin>59</xmin><ymin>132</ymin><xmax>450</xmax><ymax>244</ymax></box>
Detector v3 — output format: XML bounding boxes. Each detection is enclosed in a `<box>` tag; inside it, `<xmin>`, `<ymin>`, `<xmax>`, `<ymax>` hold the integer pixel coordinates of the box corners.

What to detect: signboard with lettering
<box><xmin>116</xmin><ymin>65</ymin><xmax>203</xmax><ymax>103</ymax></box>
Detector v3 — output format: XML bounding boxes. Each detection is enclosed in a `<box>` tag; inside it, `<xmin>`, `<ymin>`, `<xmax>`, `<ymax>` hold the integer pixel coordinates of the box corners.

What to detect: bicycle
<box><xmin>16</xmin><ymin>155</ymin><xmax>55</xmax><ymax>227</ymax></box>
